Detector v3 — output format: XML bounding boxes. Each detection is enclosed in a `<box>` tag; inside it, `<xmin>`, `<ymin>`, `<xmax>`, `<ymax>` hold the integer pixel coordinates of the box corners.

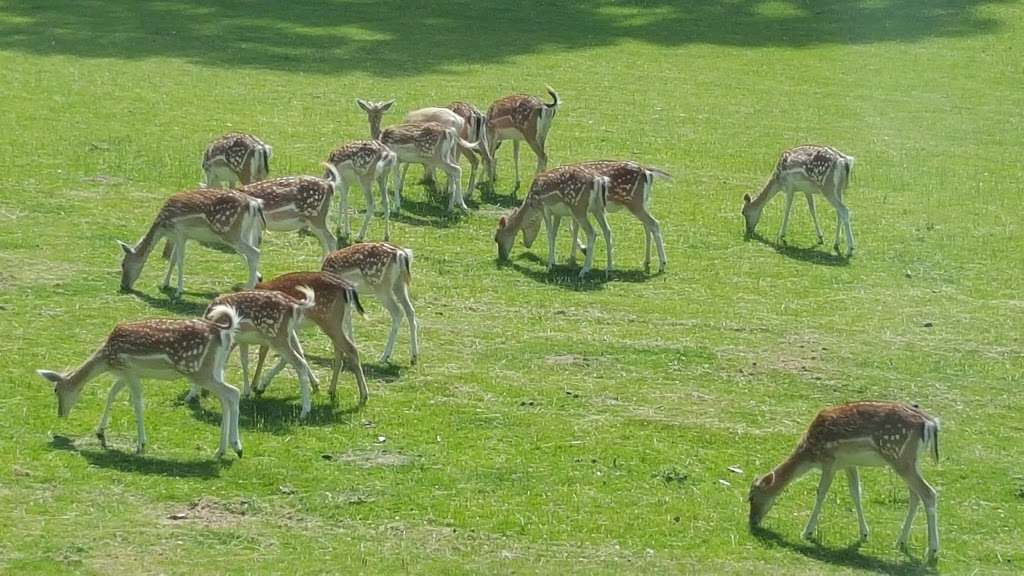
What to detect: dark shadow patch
<box><xmin>503</xmin><ymin>252</ymin><xmax>656</xmax><ymax>291</ymax></box>
<box><xmin>0</xmin><ymin>1</ymin><xmax>1008</xmax><ymax>77</ymax></box>
<box><xmin>747</xmin><ymin>233</ymin><xmax>851</xmax><ymax>267</ymax></box>
<box><xmin>123</xmin><ymin>288</ymin><xmax>212</xmax><ymax>316</ymax></box>
<box><xmin>751</xmin><ymin>525</ymin><xmax>936</xmax><ymax>575</ymax></box>
<box><xmin>302</xmin><ymin>354</ymin><xmax>405</xmax><ymax>383</ymax></box>
<box><xmin>48</xmin><ymin>434</ymin><xmax>226</xmax><ymax>478</ymax></box>
<box><xmin>182</xmin><ymin>389</ymin><xmax>359</xmax><ymax>434</ymax></box>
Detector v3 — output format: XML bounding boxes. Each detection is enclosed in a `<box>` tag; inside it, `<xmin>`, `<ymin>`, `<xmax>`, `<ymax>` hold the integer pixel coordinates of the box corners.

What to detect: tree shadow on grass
<box><xmin>751</xmin><ymin>526</ymin><xmax>936</xmax><ymax>576</ymax></box>
<box><xmin>0</xmin><ymin>1</ymin><xmax>1009</xmax><ymax>77</ymax></box>
<box><xmin>502</xmin><ymin>252</ymin><xmax>656</xmax><ymax>291</ymax></box>
<box><xmin>747</xmin><ymin>233</ymin><xmax>851</xmax><ymax>267</ymax></box>
<box><xmin>48</xmin><ymin>434</ymin><xmax>226</xmax><ymax>478</ymax></box>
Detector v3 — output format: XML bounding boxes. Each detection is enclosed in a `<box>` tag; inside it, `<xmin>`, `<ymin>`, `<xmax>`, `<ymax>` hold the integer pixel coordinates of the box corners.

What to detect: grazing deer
<box><xmin>191</xmin><ymin>287</ymin><xmax>320</xmax><ymax>419</ymax></box>
<box><xmin>749</xmin><ymin>401</ymin><xmax>940</xmax><ymax>563</ymax></box>
<box><xmin>566</xmin><ymin>161</ymin><xmax>671</xmax><ymax>273</ymax></box>
<box><xmin>402</xmin><ymin>102</ymin><xmax>489</xmax><ymax>195</ymax></box>
<box><xmin>322</xmin><ymin>242</ymin><xmax>418</xmax><ymax>365</ymax></box>
<box><xmin>484</xmin><ymin>86</ymin><xmax>560</xmax><ymax>191</ymax></box>
<box><xmin>494</xmin><ymin>165</ymin><xmax>611</xmax><ymax>278</ymax></box>
<box><xmin>202</xmin><ymin>133</ymin><xmax>273</xmax><ymax>187</ymax></box>
<box><xmin>118</xmin><ymin>188</ymin><xmax>265</xmax><ymax>298</ymax></box>
<box><xmin>251</xmin><ymin>271</ymin><xmax>368</xmax><ymax>406</ymax></box>
<box><xmin>323</xmin><ymin>141</ymin><xmax>397</xmax><ymax>242</ymax></box>
<box><xmin>36</xmin><ymin>305</ymin><xmax>244</xmax><ymax>458</ymax></box>
<box><xmin>742</xmin><ymin>145</ymin><xmax>856</xmax><ymax>256</ymax></box>
<box><xmin>358</xmin><ymin>99</ymin><xmax>479</xmax><ymax>212</ymax></box>
<box><xmin>238</xmin><ymin>175</ymin><xmax>336</xmax><ymax>259</ymax></box>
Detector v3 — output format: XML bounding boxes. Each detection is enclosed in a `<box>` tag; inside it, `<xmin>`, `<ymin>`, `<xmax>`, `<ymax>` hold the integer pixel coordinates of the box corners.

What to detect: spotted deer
<box><xmin>193</xmin><ymin>287</ymin><xmax>319</xmax><ymax>419</ymax></box>
<box><xmin>202</xmin><ymin>133</ymin><xmax>273</xmax><ymax>187</ymax></box>
<box><xmin>358</xmin><ymin>99</ymin><xmax>479</xmax><ymax>212</ymax></box>
<box><xmin>749</xmin><ymin>401</ymin><xmax>940</xmax><ymax>563</ymax></box>
<box><xmin>238</xmin><ymin>175</ymin><xmax>336</xmax><ymax>259</ymax></box>
<box><xmin>251</xmin><ymin>271</ymin><xmax>368</xmax><ymax>406</ymax></box>
<box><xmin>118</xmin><ymin>188</ymin><xmax>265</xmax><ymax>298</ymax></box>
<box><xmin>323</xmin><ymin>141</ymin><xmax>397</xmax><ymax>242</ymax></box>
<box><xmin>566</xmin><ymin>161</ymin><xmax>671</xmax><ymax>273</ymax></box>
<box><xmin>484</xmin><ymin>86</ymin><xmax>560</xmax><ymax>191</ymax></box>
<box><xmin>402</xmin><ymin>102</ymin><xmax>489</xmax><ymax>195</ymax></box>
<box><xmin>36</xmin><ymin>305</ymin><xmax>244</xmax><ymax>458</ymax></box>
<box><xmin>494</xmin><ymin>165</ymin><xmax>611</xmax><ymax>278</ymax></box>
<box><xmin>742</xmin><ymin>145</ymin><xmax>856</xmax><ymax>256</ymax></box>
<box><xmin>322</xmin><ymin>242</ymin><xmax>418</xmax><ymax>364</ymax></box>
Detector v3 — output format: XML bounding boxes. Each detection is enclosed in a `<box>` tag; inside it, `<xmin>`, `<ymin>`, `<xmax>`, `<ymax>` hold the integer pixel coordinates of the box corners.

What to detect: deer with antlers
<box><xmin>322</xmin><ymin>242</ymin><xmax>418</xmax><ymax>365</ymax></box>
<box><xmin>249</xmin><ymin>271</ymin><xmax>369</xmax><ymax>406</ymax></box>
<box><xmin>237</xmin><ymin>174</ymin><xmax>336</xmax><ymax>259</ymax></box>
<box><xmin>118</xmin><ymin>188</ymin><xmax>265</xmax><ymax>298</ymax></box>
<box><xmin>37</xmin><ymin>305</ymin><xmax>244</xmax><ymax>458</ymax></box>
<box><xmin>323</xmin><ymin>141</ymin><xmax>397</xmax><ymax>242</ymax></box>
<box><xmin>189</xmin><ymin>287</ymin><xmax>320</xmax><ymax>419</ymax></box>
<box><xmin>742</xmin><ymin>145</ymin><xmax>856</xmax><ymax>256</ymax></box>
<box><xmin>484</xmin><ymin>86</ymin><xmax>560</xmax><ymax>192</ymax></box>
<box><xmin>202</xmin><ymin>132</ymin><xmax>273</xmax><ymax>187</ymax></box>
<box><xmin>564</xmin><ymin>161</ymin><xmax>671</xmax><ymax>273</ymax></box>
<box><xmin>494</xmin><ymin>165</ymin><xmax>611</xmax><ymax>278</ymax></box>
<box><xmin>749</xmin><ymin>401</ymin><xmax>941</xmax><ymax>563</ymax></box>
<box><xmin>357</xmin><ymin>98</ymin><xmax>479</xmax><ymax>212</ymax></box>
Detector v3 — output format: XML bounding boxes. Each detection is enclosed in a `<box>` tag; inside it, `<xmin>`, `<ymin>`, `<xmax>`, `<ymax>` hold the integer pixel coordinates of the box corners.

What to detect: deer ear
<box><xmin>356</xmin><ymin>99</ymin><xmax>370</xmax><ymax>112</ymax></box>
<box><xmin>743</xmin><ymin>193</ymin><xmax>752</xmax><ymax>204</ymax></box>
<box><xmin>37</xmin><ymin>369</ymin><xmax>63</xmax><ymax>387</ymax></box>
<box><xmin>381</xmin><ymin>99</ymin><xmax>396</xmax><ymax>111</ymax></box>
<box><xmin>117</xmin><ymin>240</ymin><xmax>134</xmax><ymax>255</ymax></box>
<box><xmin>498</xmin><ymin>216</ymin><xmax>507</xmax><ymax>229</ymax></box>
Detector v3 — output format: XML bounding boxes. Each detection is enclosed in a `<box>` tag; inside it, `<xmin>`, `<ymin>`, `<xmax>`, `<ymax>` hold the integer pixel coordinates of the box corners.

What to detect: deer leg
<box><xmin>805</xmin><ymin>192</ymin><xmax>824</xmax><ymax>244</ymax></box>
<box><xmin>824</xmin><ymin>193</ymin><xmax>854</xmax><ymax>256</ymax></box>
<box><xmin>394</xmin><ymin>278</ymin><xmax>419</xmax><ymax>365</ymax></box>
<box><xmin>379</xmin><ymin>172</ymin><xmax>391</xmax><ymax>241</ymax></box>
<box><xmin>126</xmin><ymin>377</ymin><xmax>147</xmax><ymax>455</ymax></box>
<box><xmin>170</xmin><ymin>238</ymin><xmax>186</xmax><ymax>297</ymax></box>
<box><xmin>802</xmin><ymin>465</ymin><xmax>836</xmax><ymax>540</ymax></box>
<box><xmin>400</xmin><ymin>163</ymin><xmax>412</xmax><ymax>191</ymax></box>
<box><xmin>336</xmin><ymin>178</ymin><xmax>351</xmax><ymax>240</ymax></box>
<box><xmin>393</xmin><ymin>161</ymin><xmax>406</xmax><ymax>212</ymax></box>
<box><xmin>897</xmin><ymin>489</ymin><xmax>920</xmax><ymax>552</ymax></box>
<box><xmin>310</xmin><ymin>217</ymin><xmax>337</xmax><ymax>261</ymax></box>
<box><xmin>846</xmin><ymin>467</ymin><xmax>870</xmax><ymax>541</ymax></box>
<box><xmin>568</xmin><ymin>219</ymin><xmax>581</xmax><ymax>266</ymax></box>
<box><xmin>238</xmin><ymin>242</ymin><xmax>260</xmax><ymax>289</ymax></box>
<box><xmin>378</xmin><ymin>288</ymin><xmax>404</xmax><ymax>364</ymax></box>
<box><xmin>279</xmin><ymin>334</ymin><xmax>315</xmax><ymax>420</ymax></box>
<box><xmin>161</xmin><ymin>238</ymin><xmax>178</xmax><ymax>290</ymax></box>
<box><xmin>250</xmin><ymin>345</ymin><xmax>270</xmax><ymax>396</ymax></box>
<box><xmin>543</xmin><ymin>213</ymin><xmax>559</xmax><ymax>271</ymax></box>
<box><xmin>524</xmin><ymin>135</ymin><xmax>548</xmax><ymax>176</ymax></box>
<box><xmin>592</xmin><ymin>206</ymin><xmax>613</xmax><ymax>278</ymax></box>
<box><xmin>463</xmin><ymin>147</ymin><xmax>479</xmax><ymax>196</ymax></box>
<box><xmin>95</xmin><ymin>378</ymin><xmax>128</xmax><ymax>448</ymax></box>
<box><xmin>257</xmin><ymin>353</ymin><xmax>288</xmax><ymax>396</ymax></box>
<box><xmin>512</xmin><ymin>140</ymin><xmax>521</xmax><ymax>191</ymax></box>
<box><xmin>778</xmin><ymin>191</ymin><xmax>796</xmax><ymax>245</ymax></box>
<box><xmin>238</xmin><ymin>343</ymin><xmax>252</xmax><ymax>398</ymax></box>
<box><xmin>185</xmin><ymin>381</ymin><xmax>202</xmax><ymax>403</ymax></box>
<box><xmin>897</xmin><ymin>464</ymin><xmax>939</xmax><ymax>562</ymax></box>
<box><xmin>357</xmin><ymin>178</ymin><xmax>375</xmax><ymax>242</ymax></box>
<box><xmin>445</xmin><ymin>161</ymin><xmax>466</xmax><ymax>212</ymax></box>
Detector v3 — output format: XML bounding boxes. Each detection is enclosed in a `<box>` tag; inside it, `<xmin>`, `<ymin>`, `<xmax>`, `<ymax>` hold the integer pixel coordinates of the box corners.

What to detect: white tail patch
<box><xmin>295</xmin><ymin>285</ymin><xmax>316</xmax><ymax>310</ymax></box>
<box><xmin>923</xmin><ymin>419</ymin><xmax>940</xmax><ymax>463</ymax></box>
<box><xmin>322</xmin><ymin>161</ymin><xmax>341</xmax><ymax>185</ymax></box>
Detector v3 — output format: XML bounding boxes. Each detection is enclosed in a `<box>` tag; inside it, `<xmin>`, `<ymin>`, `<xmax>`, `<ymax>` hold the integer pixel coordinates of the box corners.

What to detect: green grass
<box><xmin>1</xmin><ymin>1</ymin><xmax>1023</xmax><ymax>574</ymax></box>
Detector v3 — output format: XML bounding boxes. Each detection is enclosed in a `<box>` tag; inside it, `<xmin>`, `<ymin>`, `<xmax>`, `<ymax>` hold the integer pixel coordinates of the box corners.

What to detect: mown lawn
<box><xmin>1</xmin><ymin>1</ymin><xmax>1022</xmax><ymax>574</ymax></box>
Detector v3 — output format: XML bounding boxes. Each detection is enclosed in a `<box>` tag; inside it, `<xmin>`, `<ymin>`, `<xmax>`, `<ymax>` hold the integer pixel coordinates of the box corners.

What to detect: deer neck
<box><xmin>766</xmin><ymin>448</ymin><xmax>814</xmax><ymax>496</ymax></box>
<box><xmin>748</xmin><ymin>175</ymin><xmax>781</xmax><ymax>211</ymax></box>
<box><xmin>132</xmin><ymin>219</ymin><xmax>166</xmax><ymax>261</ymax></box>
<box><xmin>370</xmin><ymin>118</ymin><xmax>382</xmax><ymax>140</ymax></box>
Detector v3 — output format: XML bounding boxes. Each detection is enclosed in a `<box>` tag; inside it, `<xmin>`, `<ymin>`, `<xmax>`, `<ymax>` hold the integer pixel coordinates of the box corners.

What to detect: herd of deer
<box><xmin>34</xmin><ymin>87</ymin><xmax>937</xmax><ymax>562</ymax></box>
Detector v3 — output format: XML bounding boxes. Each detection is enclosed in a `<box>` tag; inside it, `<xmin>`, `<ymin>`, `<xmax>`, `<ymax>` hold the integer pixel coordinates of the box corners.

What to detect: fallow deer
<box><xmin>251</xmin><ymin>271</ymin><xmax>368</xmax><ymax>406</ymax></box>
<box><xmin>323</xmin><ymin>141</ymin><xmax>397</xmax><ymax>242</ymax></box>
<box><xmin>322</xmin><ymin>242</ymin><xmax>418</xmax><ymax>365</ymax></box>
<box><xmin>194</xmin><ymin>287</ymin><xmax>319</xmax><ymax>419</ymax></box>
<box><xmin>484</xmin><ymin>86</ymin><xmax>560</xmax><ymax>192</ymax></box>
<box><xmin>118</xmin><ymin>188</ymin><xmax>265</xmax><ymax>298</ymax></box>
<box><xmin>202</xmin><ymin>132</ymin><xmax>273</xmax><ymax>187</ymax></box>
<box><xmin>742</xmin><ymin>145</ymin><xmax>856</xmax><ymax>256</ymax></box>
<box><xmin>36</xmin><ymin>305</ymin><xmax>244</xmax><ymax>458</ymax></box>
<box><xmin>358</xmin><ymin>99</ymin><xmax>479</xmax><ymax>212</ymax></box>
<box><xmin>238</xmin><ymin>174</ymin><xmax>336</xmax><ymax>259</ymax></box>
<box><xmin>402</xmin><ymin>102</ymin><xmax>489</xmax><ymax>195</ymax></box>
<box><xmin>494</xmin><ymin>165</ymin><xmax>611</xmax><ymax>278</ymax></box>
<box><xmin>749</xmin><ymin>401</ymin><xmax>940</xmax><ymax>563</ymax></box>
<box><xmin>567</xmin><ymin>161</ymin><xmax>671</xmax><ymax>273</ymax></box>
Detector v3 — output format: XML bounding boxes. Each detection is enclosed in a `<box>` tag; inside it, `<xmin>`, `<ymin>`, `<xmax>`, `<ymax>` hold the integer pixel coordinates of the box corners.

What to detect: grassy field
<box><xmin>1</xmin><ymin>1</ymin><xmax>1023</xmax><ymax>574</ymax></box>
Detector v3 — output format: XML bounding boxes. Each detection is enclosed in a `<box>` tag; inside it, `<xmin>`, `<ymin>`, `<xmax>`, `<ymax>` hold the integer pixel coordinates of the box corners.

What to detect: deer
<box><xmin>742</xmin><ymin>145</ymin><xmax>856</xmax><ymax>256</ymax></box>
<box><xmin>322</xmin><ymin>242</ymin><xmax>418</xmax><ymax>365</ymax></box>
<box><xmin>357</xmin><ymin>99</ymin><xmax>479</xmax><ymax>212</ymax></box>
<box><xmin>189</xmin><ymin>287</ymin><xmax>320</xmax><ymax>419</ymax></box>
<box><xmin>494</xmin><ymin>165</ymin><xmax>611</xmax><ymax>278</ymax></box>
<box><xmin>749</xmin><ymin>401</ymin><xmax>941</xmax><ymax>563</ymax></box>
<box><xmin>202</xmin><ymin>132</ymin><xmax>273</xmax><ymax>187</ymax></box>
<box><xmin>323</xmin><ymin>141</ymin><xmax>397</xmax><ymax>242</ymax></box>
<box><xmin>249</xmin><ymin>271</ymin><xmax>369</xmax><ymax>406</ymax></box>
<box><xmin>237</xmin><ymin>174</ymin><xmax>337</xmax><ymax>259</ymax></box>
<box><xmin>564</xmin><ymin>161</ymin><xmax>672</xmax><ymax>273</ymax></box>
<box><xmin>36</xmin><ymin>305</ymin><xmax>244</xmax><ymax>459</ymax></box>
<box><xmin>401</xmin><ymin>101</ymin><xmax>490</xmax><ymax>196</ymax></box>
<box><xmin>118</xmin><ymin>188</ymin><xmax>265</xmax><ymax>298</ymax></box>
<box><xmin>484</xmin><ymin>86</ymin><xmax>560</xmax><ymax>193</ymax></box>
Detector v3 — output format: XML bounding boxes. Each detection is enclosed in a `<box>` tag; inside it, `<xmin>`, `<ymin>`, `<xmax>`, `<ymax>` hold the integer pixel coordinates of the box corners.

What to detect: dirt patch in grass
<box><xmin>163</xmin><ymin>497</ymin><xmax>261</xmax><ymax>528</ymax></box>
<box><xmin>332</xmin><ymin>448</ymin><xmax>415</xmax><ymax>468</ymax></box>
<box><xmin>544</xmin><ymin>354</ymin><xmax>588</xmax><ymax>367</ymax></box>
<box><xmin>0</xmin><ymin>254</ymin><xmax>82</xmax><ymax>290</ymax></box>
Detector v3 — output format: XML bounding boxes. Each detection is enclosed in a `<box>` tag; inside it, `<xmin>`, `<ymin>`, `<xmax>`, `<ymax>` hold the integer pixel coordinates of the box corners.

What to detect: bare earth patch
<box><xmin>163</xmin><ymin>497</ymin><xmax>259</xmax><ymax>528</ymax></box>
<box><xmin>333</xmin><ymin>448</ymin><xmax>414</xmax><ymax>468</ymax></box>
